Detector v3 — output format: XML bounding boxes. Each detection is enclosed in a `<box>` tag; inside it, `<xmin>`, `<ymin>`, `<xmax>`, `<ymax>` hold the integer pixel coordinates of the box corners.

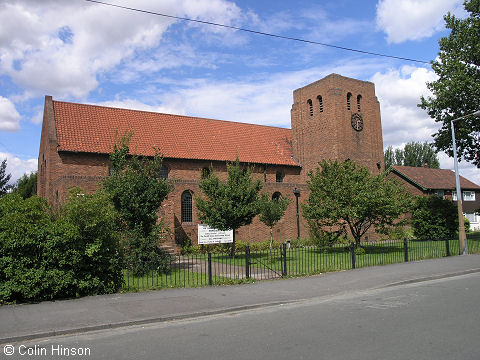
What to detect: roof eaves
<box><xmin>391</xmin><ymin>167</ymin><xmax>428</xmax><ymax>191</ymax></box>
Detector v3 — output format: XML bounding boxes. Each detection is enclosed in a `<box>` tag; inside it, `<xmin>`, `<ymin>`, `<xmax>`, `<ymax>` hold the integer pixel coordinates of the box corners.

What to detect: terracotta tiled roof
<box><xmin>53</xmin><ymin>100</ymin><xmax>298</xmax><ymax>167</ymax></box>
<box><xmin>392</xmin><ymin>165</ymin><xmax>480</xmax><ymax>190</ymax></box>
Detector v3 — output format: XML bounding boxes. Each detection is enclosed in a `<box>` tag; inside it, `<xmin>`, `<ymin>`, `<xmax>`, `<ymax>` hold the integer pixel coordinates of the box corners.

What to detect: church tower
<box><xmin>291</xmin><ymin>74</ymin><xmax>384</xmax><ymax>178</ymax></box>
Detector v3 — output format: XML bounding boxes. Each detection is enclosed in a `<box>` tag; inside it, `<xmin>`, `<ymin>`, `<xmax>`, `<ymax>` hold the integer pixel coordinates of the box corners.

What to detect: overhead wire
<box><xmin>84</xmin><ymin>0</ymin><xmax>430</xmax><ymax>64</ymax></box>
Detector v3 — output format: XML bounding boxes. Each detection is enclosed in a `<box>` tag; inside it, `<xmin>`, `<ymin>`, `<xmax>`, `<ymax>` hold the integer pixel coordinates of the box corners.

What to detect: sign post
<box><xmin>198</xmin><ymin>224</ymin><xmax>233</xmax><ymax>245</ymax></box>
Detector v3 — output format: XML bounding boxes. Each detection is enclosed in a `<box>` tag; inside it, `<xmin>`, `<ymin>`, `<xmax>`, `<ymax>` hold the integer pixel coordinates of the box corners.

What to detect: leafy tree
<box><xmin>302</xmin><ymin>160</ymin><xmax>411</xmax><ymax>247</ymax></box>
<box><xmin>12</xmin><ymin>171</ymin><xmax>37</xmax><ymax>199</ymax></box>
<box><xmin>384</xmin><ymin>142</ymin><xmax>440</xmax><ymax>169</ymax></box>
<box><xmin>411</xmin><ymin>196</ymin><xmax>458</xmax><ymax>240</ymax></box>
<box><xmin>103</xmin><ymin>135</ymin><xmax>173</xmax><ymax>275</ymax></box>
<box><xmin>0</xmin><ymin>159</ymin><xmax>11</xmax><ymax>196</ymax></box>
<box><xmin>196</xmin><ymin>159</ymin><xmax>262</xmax><ymax>257</ymax></box>
<box><xmin>419</xmin><ymin>0</ymin><xmax>480</xmax><ymax>167</ymax></box>
<box><xmin>258</xmin><ymin>193</ymin><xmax>290</xmax><ymax>254</ymax></box>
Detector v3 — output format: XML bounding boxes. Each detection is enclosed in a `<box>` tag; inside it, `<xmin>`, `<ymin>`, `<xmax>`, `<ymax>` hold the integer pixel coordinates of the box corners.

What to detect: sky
<box><xmin>1</xmin><ymin>0</ymin><xmax>479</xmax><ymax>185</ymax></box>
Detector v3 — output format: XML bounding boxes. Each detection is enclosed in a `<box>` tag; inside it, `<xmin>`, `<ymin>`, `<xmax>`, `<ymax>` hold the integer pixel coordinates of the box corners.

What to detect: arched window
<box><xmin>317</xmin><ymin>95</ymin><xmax>323</xmax><ymax>113</ymax></box>
<box><xmin>357</xmin><ymin>95</ymin><xmax>362</xmax><ymax>112</ymax></box>
<box><xmin>181</xmin><ymin>191</ymin><xmax>193</xmax><ymax>223</ymax></box>
<box><xmin>201</xmin><ymin>167</ymin><xmax>210</xmax><ymax>179</ymax></box>
<box><xmin>347</xmin><ymin>93</ymin><xmax>352</xmax><ymax>111</ymax></box>
<box><xmin>276</xmin><ymin>171</ymin><xmax>284</xmax><ymax>183</ymax></box>
<box><xmin>159</xmin><ymin>165</ymin><xmax>169</xmax><ymax>179</ymax></box>
<box><xmin>307</xmin><ymin>99</ymin><xmax>313</xmax><ymax>116</ymax></box>
<box><xmin>272</xmin><ymin>192</ymin><xmax>282</xmax><ymax>201</ymax></box>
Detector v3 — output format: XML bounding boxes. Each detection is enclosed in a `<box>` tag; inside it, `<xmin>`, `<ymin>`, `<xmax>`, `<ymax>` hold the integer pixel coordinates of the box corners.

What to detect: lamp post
<box><xmin>451</xmin><ymin>110</ymin><xmax>480</xmax><ymax>255</ymax></box>
<box><xmin>293</xmin><ymin>188</ymin><xmax>301</xmax><ymax>239</ymax></box>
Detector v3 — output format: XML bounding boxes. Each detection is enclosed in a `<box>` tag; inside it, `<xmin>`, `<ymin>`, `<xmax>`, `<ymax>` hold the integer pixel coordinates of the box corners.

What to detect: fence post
<box><xmin>208</xmin><ymin>252</ymin><xmax>213</xmax><ymax>286</ymax></box>
<box><xmin>351</xmin><ymin>244</ymin><xmax>356</xmax><ymax>269</ymax></box>
<box><xmin>245</xmin><ymin>245</ymin><xmax>250</xmax><ymax>279</ymax></box>
<box><xmin>403</xmin><ymin>238</ymin><xmax>409</xmax><ymax>262</ymax></box>
<box><xmin>445</xmin><ymin>238</ymin><xmax>451</xmax><ymax>257</ymax></box>
<box><xmin>282</xmin><ymin>242</ymin><xmax>287</xmax><ymax>278</ymax></box>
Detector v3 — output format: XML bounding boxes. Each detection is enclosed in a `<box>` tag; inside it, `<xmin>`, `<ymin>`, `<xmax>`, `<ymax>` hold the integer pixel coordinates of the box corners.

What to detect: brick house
<box><xmin>389</xmin><ymin>165</ymin><xmax>480</xmax><ymax>231</ymax></box>
<box><xmin>38</xmin><ymin>74</ymin><xmax>385</xmax><ymax>248</ymax></box>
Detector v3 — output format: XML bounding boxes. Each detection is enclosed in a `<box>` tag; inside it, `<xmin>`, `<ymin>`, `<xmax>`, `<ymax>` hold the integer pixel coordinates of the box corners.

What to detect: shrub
<box><xmin>0</xmin><ymin>194</ymin><xmax>53</xmax><ymax>302</ymax></box>
<box><xmin>0</xmin><ymin>191</ymin><xmax>124</xmax><ymax>303</ymax></box>
<box><xmin>411</xmin><ymin>196</ymin><xmax>458</xmax><ymax>240</ymax></box>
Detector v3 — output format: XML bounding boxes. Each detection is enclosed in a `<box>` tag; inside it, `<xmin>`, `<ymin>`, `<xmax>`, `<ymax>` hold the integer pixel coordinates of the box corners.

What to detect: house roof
<box><xmin>53</xmin><ymin>100</ymin><xmax>298</xmax><ymax>167</ymax></box>
<box><xmin>391</xmin><ymin>165</ymin><xmax>480</xmax><ymax>191</ymax></box>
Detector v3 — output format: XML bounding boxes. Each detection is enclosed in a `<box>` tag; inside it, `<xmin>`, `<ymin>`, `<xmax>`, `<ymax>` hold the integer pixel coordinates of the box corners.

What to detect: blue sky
<box><xmin>1</xmin><ymin>0</ymin><xmax>478</xmax><ymax>184</ymax></box>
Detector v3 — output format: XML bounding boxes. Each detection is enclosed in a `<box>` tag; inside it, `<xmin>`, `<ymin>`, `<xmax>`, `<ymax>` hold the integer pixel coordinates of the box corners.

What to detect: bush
<box><xmin>0</xmin><ymin>194</ymin><xmax>53</xmax><ymax>302</ymax></box>
<box><xmin>0</xmin><ymin>191</ymin><xmax>124</xmax><ymax>303</ymax></box>
<box><xmin>411</xmin><ymin>196</ymin><xmax>458</xmax><ymax>241</ymax></box>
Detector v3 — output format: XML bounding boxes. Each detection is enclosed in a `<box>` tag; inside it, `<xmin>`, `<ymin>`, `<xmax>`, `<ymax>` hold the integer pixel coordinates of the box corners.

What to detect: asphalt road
<box><xmin>3</xmin><ymin>272</ymin><xmax>479</xmax><ymax>360</ymax></box>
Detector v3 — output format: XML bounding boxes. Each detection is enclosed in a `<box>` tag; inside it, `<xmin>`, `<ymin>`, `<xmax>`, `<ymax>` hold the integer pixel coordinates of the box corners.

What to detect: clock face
<box><xmin>351</xmin><ymin>113</ymin><xmax>363</xmax><ymax>131</ymax></box>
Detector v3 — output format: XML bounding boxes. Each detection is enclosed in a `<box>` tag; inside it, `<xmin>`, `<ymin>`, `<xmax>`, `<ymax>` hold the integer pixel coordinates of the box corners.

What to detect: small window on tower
<box><xmin>347</xmin><ymin>93</ymin><xmax>352</xmax><ymax>111</ymax></box>
<box><xmin>357</xmin><ymin>95</ymin><xmax>362</xmax><ymax>112</ymax></box>
<box><xmin>317</xmin><ymin>95</ymin><xmax>323</xmax><ymax>113</ymax></box>
<box><xmin>307</xmin><ymin>99</ymin><xmax>313</xmax><ymax>116</ymax></box>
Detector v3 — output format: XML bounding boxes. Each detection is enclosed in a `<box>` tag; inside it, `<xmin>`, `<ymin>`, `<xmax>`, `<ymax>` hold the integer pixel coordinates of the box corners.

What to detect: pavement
<box><xmin>1</xmin><ymin>255</ymin><xmax>479</xmax><ymax>344</ymax></box>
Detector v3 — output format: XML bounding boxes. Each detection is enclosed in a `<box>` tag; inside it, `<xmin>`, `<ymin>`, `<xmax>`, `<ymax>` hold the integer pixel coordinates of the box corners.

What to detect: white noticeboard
<box><xmin>198</xmin><ymin>224</ymin><xmax>233</xmax><ymax>245</ymax></box>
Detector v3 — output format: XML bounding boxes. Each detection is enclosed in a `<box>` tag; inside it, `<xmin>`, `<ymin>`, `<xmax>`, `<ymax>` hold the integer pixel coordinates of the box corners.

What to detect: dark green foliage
<box><xmin>411</xmin><ymin>196</ymin><xmax>459</xmax><ymax>240</ymax></box>
<box><xmin>258</xmin><ymin>193</ymin><xmax>290</xmax><ymax>252</ymax></box>
<box><xmin>12</xmin><ymin>171</ymin><xmax>37</xmax><ymax>199</ymax></box>
<box><xmin>0</xmin><ymin>159</ymin><xmax>11</xmax><ymax>196</ymax></box>
<box><xmin>302</xmin><ymin>160</ymin><xmax>411</xmax><ymax>247</ymax></box>
<box><xmin>196</xmin><ymin>158</ymin><xmax>262</xmax><ymax>256</ymax></box>
<box><xmin>419</xmin><ymin>0</ymin><xmax>480</xmax><ymax>167</ymax></box>
<box><xmin>384</xmin><ymin>142</ymin><xmax>440</xmax><ymax>170</ymax></box>
<box><xmin>0</xmin><ymin>191</ymin><xmax>123</xmax><ymax>303</ymax></box>
<box><xmin>103</xmin><ymin>135</ymin><xmax>173</xmax><ymax>274</ymax></box>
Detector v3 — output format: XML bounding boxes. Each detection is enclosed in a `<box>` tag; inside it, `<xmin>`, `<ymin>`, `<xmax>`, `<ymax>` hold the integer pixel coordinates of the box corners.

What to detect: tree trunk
<box><xmin>269</xmin><ymin>227</ymin><xmax>273</xmax><ymax>261</ymax></box>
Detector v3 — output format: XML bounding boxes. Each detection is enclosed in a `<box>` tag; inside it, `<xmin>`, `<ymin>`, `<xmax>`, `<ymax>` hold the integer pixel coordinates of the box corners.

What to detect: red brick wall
<box><xmin>291</xmin><ymin>74</ymin><xmax>384</xmax><ymax>181</ymax></box>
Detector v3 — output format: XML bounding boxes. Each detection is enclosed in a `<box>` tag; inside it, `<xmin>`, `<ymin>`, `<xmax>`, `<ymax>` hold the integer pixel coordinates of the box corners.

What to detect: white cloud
<box><xmin>376</xmin><ymin>0</ymin><xmax>462</xmax><ymax>43</ymax></box>
<box><xmin>0</xmin><ymin>0</ymin><xmax>246</xmax><ymax>100</ymax></box>
<box><xmin>372</xmin><ymin>66</ymin><xmax>438</xmax><ymax>146</ymax></box>
<box><xmin>0</xmin><ymin>96</ymin><xmax>21</xmax><ymax>131</ymax></box>
<box><xmin>0</xmin><ymin>152</ymin><xmax>37</xmax><ymax>184</ymax></box>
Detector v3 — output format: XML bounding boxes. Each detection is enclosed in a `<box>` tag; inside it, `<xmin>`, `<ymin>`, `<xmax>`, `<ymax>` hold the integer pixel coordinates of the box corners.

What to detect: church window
<box><xmin>317</xmin><ymin>95</ymin><xmax>323</xmax><ymax>112</ymax></box>
<box><xmin>159</xmin><ymin>165</ymin><xmax>169</xmax><ymax>179</ymax></box>
<box><xmin>347</xmin><ymin>93</ymin><xmax>352</xmax><ymax>110</ymax></box>
<box><xmin>181</xmin><ymin>191</ymin><xmax>193</xmax><ymax>223</ymax></box>
<box><xmin>307</xmin><ymin>99</ymin><xmax>313</xmax><ymax>116</ymax></box>
<box><xmin>357</xmin><ymin>95</ymin><xmax>362</xmax><ymax>112</ymax></box>
<box><xmin>276</xmin><ymin>171</ymin><xmax>284</xmax><ymax>183</ymax></box>
<box><xmin>201</xmin><ymin>167</ymin><xmax>210</xmax><ymax>179</ymax></box>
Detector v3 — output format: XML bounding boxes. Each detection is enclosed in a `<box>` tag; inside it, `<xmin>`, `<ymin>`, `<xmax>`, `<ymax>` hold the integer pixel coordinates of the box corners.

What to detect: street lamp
<box><xmin>293</xmin><ymin>188</ymin><xmax>301</xmax><ymax>239</ymax></box>
<box><xmin>451</xmin><ymin>110</ymin><xmax>480</xmax><ymax>255</ymax></box>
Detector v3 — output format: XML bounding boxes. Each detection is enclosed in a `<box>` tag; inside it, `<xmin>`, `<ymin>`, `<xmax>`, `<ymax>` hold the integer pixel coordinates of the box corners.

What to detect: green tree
<box><xmin>384</xmin><ymin>142</ymin><xmax>440</xmax><ymax>169</ymax></box>
<box><xmin>196</xmin><ymin>159</ymin><xmax>262</xmax><ymax>257</ymax></box>
<box><xmin>419</xmin><ymin>0</ymin><xmax>480</xmax><ymax>167</ymax></box>
<box><xmin>103</xmin><ymin>135</ymin><xmax>173</xmax><ymax>275</ymax></box>
<box><xmin>258</xmin><ymin>193</ymin><xmax>290</xmax><ymax>254</ymax></box>
<box><xmin>12</xmin><ymin>172</ymin><xmax>37</xmax><ymax>199</ymax></box>
<box><xmin>411</xmin><ymin>196</ymin><xmax>458</xmax><ymax>240</ymax></box>
<box><xmin>0</xmin><ymin>159</ymin><xmax>11</xmax><ymax>196</ymax></box>
<box><xmin>302</xmin><ymin>160</ymin><xmax>411</xmax><ymax>247</ymax></box>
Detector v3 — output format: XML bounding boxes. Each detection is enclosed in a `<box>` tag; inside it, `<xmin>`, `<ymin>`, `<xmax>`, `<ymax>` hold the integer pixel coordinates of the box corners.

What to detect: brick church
<box><xmin>38</xmin><ymin>74</ymin><xmax>384</xmax><ymax>246</ymax></box>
